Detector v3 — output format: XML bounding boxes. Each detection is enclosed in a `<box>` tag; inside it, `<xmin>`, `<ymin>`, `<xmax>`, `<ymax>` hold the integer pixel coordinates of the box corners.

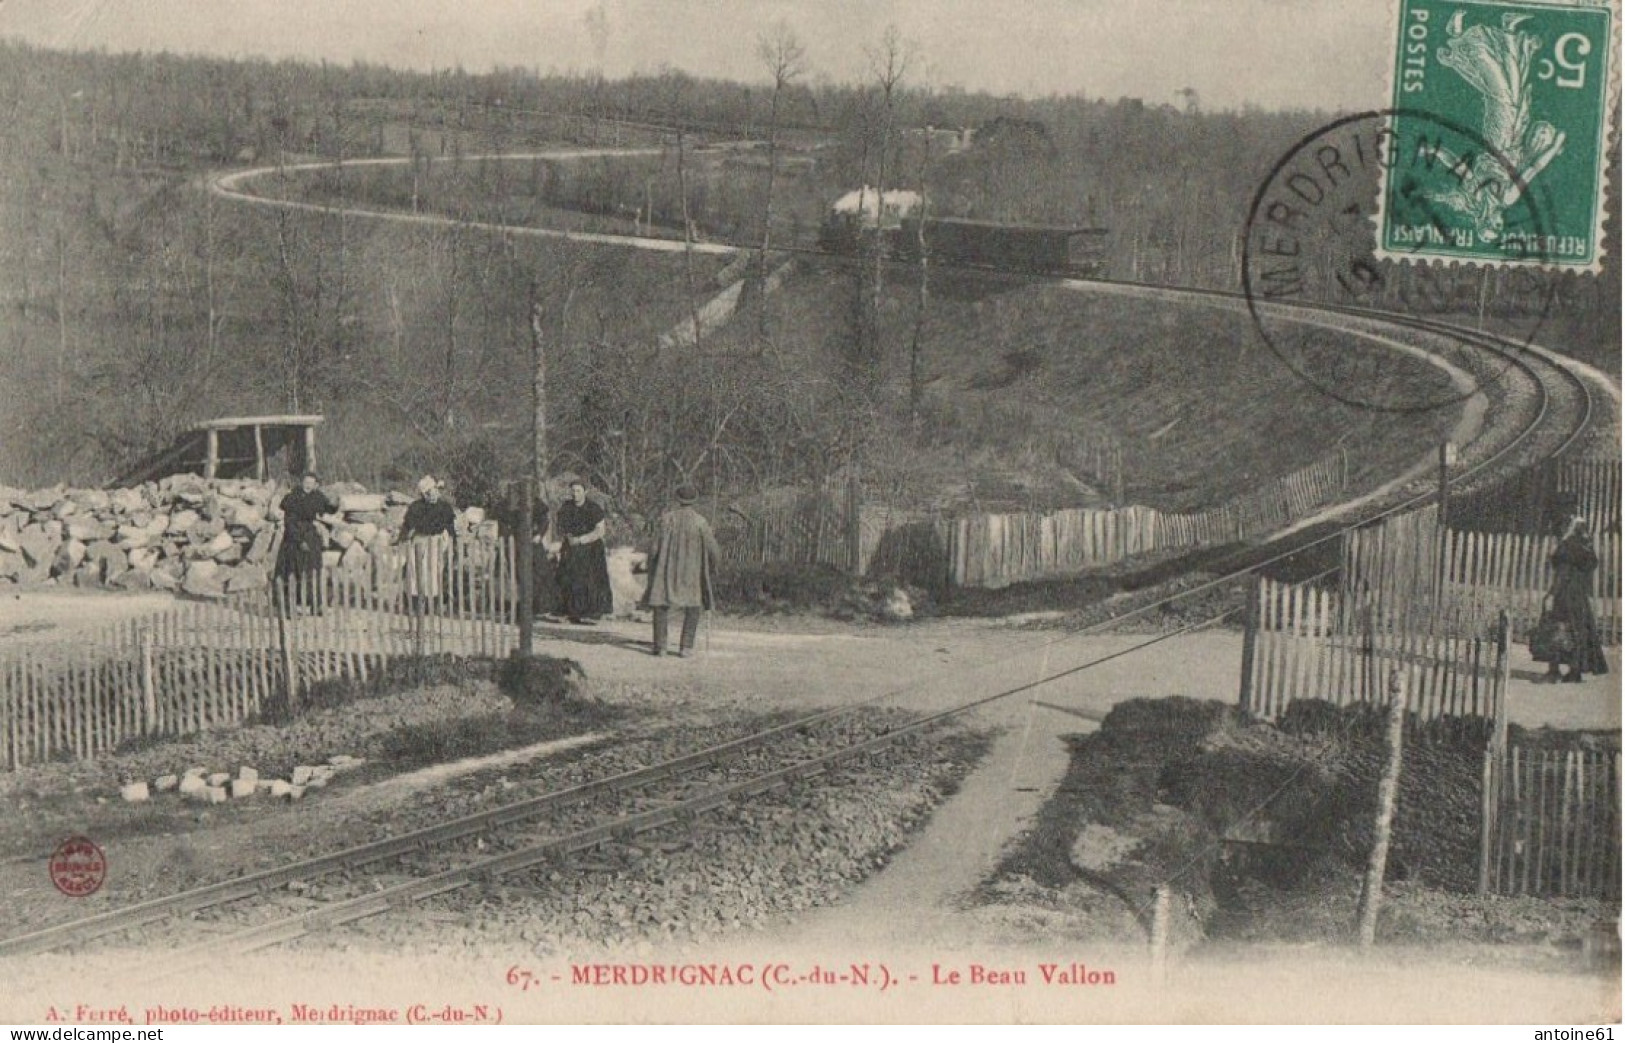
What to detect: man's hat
<box><xmin>675</xmin><ymin>484</ymin><xmax>698</xmax><ymax>505</ymax></box>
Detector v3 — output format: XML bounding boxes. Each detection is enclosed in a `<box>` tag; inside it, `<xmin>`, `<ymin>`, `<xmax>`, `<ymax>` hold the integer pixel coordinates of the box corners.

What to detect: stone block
<box><xmin>229</xmin><ymin>778</ymin><xmax>256</xmax><ymax>799</ymax></box>
<box><xmin>178</xmin><ymin>775</ymin><xmax>209</xmax><ymax>799</ymax></box>
<box><xmin>207</xmin><ymin>771</ymin><xmax>230</xmax><ymax>787</ymax></box>
<box><xmin>68</xmin><ymin>488</ymin><xmax>111</xmax><ymax>512</ymax></box>
<box><xmin>52</xmin><ymin>539</ymin><xmax>87</xmax><ymax>575</ymax></box>
<box><xmin>112</xmin><ymin>569</ymin><xmax>154</xmax><ymax>590</ymax></box>
<box><xmin>338</xmin><ymin>493</ymin><xmax>388</xmax><ymax>514</ymax></box>
<box><xmin>340</xmin><ymin>543</ymin><xmax>370</xmax><ymax>570</ymax></box>
<box><xmin>268</xmin><ymin>780</ymin><xmax>293</xmax><ymax>798</ymax></box>
<box><xmin>244</xmin><ymin>527</ymin><xmax>275</xmax><ymax>564</ymax></box>
<box><xmin>238</xmin><ymin>765</ymin><xmax>259</xmax><ymax>784</ymax></box>
<box><xmin>109</xmin><ymin>488</ymin><xmax>146</xmax><ymax>514</ymax></box>
<box><xmin>153</xmin><ymin>774</ymin><xmax>179</xmax><ymax>792</ymax></box>
<box><xmin>224</xmin><ymin>567</ymin><xmax>268</xmax><ymax>593</ymax></box>
<box><xmin>205</xmin><ymin>786</ymin><xmax>228</xmax><ymax>804</ymax></box>
<box><xmin>120</xmin><ymin>781</ymin><xmax>150</xmax><ymax>803</ymax></box>
<box><xmin>66</xmin><ymin>518</ymin><xmax>109</xmax><ymax>542</ymax></box>
<box><xmin>291</xmin><ymin>765</ymin><xmax>316</xmax><ymax>786</ymax></box>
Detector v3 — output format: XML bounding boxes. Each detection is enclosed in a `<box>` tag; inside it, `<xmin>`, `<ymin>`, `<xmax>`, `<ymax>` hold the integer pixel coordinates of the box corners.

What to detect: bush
<box><xmin>261</xmin><ymin>654</ymin><xmax>494</xmax><ymax>722</ymax></box>
<box><xmin>715</xmin><ymin>562</ymin><xmax>932</xmax><ymax>623</ymax></box>
<box><xmin>1099</xmin><ymin>696</ymin><xmax>1232</xmax><ymax>750</ymax></box>
<box><xmin>498</xmin><ymin>652</ymin><xmax>586</xmax><ymax>706</ymax></box>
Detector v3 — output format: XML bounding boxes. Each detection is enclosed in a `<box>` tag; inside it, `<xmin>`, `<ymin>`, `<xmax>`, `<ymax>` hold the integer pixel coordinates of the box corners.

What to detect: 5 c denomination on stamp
<box><xmin>1381</xmin><ymin>0</ymin><xmax>1618</xmax><ymax>271</ymax></box>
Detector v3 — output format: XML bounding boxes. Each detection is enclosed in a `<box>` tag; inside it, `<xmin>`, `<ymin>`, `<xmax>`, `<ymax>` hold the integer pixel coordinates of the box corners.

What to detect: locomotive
<box><xmin>818</xmin><ymin>208</ymin><xmax>1109</xmax><ymax>278</ymax></box>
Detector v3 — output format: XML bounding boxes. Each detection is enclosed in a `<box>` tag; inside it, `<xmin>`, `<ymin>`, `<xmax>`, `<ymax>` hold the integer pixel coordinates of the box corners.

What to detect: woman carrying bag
<box><xmin>1531</xmin><ymin>514</ymin><xmax>1609</xmax><ymax>683</ymax></box>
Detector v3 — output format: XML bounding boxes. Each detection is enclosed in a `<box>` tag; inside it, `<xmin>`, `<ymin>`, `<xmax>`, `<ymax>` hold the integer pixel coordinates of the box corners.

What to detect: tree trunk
<box><xmin>909</xmin><ymin>134</ymin><xmax>930</xmax><ymax>421</ymax></box>
<box><xmin>675</xmin><ymin>126</ymin><xmax>702</xmax><ymax>352</ymax></box>
<box><xmin>758</xmin><ymin>85</ymin><xmax>782</xmax><ymax>349</ymax></box>
<box><xmin>529</xmin><ymin>292</ymin><xmax>548</xmax><ymax>489</ymax></box>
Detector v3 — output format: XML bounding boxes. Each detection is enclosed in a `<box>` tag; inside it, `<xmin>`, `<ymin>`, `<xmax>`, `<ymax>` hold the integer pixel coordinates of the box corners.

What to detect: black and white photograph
<box><xmin>0</xmin><ymin>0</ymin><xmax>1618</xmax><ymax>1027</ymax></box>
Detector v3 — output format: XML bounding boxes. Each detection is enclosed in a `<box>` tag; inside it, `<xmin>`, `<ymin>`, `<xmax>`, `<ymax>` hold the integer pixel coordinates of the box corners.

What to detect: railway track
<box><xmin>2</xmin><ymin>151</ymin><xmax>1609</xmax><ymax>972</ymax></box>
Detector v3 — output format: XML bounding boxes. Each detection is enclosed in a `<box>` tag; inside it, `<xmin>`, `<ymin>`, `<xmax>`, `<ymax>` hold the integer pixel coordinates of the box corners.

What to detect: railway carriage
<box><xmin>818</xmin><ymin>207</ymin><xmax>1109</xmax><ymax>278</ymax></box>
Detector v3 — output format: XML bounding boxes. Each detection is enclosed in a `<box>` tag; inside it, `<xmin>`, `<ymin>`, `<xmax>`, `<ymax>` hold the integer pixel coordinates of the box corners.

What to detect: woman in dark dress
<box><xmin>399</xmin><ymin>476</ymin><xmax>457</xmax><ymax>610</ymax></box>
<box><xmin>555</xmin><ymin>480</ymin><xmax>613</xmax><ymax>624</ymax></box>
<box><xmin>273</xmin><ymin>472</ymin><xmax>336</xmax><ymax>612</ymax></box>
<box><xmin>1536</xmin><ymin>515</ymin><xmax>1610</xmax><ymax>683</ymax></box>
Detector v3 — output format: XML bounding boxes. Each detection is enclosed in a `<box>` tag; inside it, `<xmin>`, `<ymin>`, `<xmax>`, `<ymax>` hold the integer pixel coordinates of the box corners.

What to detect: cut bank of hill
<box><xmin>719</xmin><ymin>264</ymin><xmax>1459</xmax><ymax>512</ymax></box>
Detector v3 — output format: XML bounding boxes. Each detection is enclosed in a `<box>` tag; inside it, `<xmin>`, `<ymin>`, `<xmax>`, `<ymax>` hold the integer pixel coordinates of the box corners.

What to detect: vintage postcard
<box><xmin>0</xmin><ymin>0</ymin><xmax>1618</xmax><ymax>1029</ymax></box>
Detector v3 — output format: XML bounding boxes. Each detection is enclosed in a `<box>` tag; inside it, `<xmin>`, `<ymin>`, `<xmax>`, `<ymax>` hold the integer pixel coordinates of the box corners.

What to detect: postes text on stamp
<box><xmin>1382</xmin><ymin>0</ymin><xmax>1617</xmax><ymax>271</ymax></box>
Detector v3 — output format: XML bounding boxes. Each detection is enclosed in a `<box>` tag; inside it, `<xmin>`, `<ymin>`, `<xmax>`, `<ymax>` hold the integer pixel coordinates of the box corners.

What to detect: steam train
<box><xmin>818</xmin><ymin>210</ymin><xmax>1109</xmax><ymax>278</ymax></box>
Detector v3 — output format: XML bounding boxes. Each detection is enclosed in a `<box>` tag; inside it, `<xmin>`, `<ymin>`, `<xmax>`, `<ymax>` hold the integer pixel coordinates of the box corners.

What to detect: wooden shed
<box><xmin>112</xmin><ymin>415</ymin><xmax>324</xmax><ymax>487</ymax></box>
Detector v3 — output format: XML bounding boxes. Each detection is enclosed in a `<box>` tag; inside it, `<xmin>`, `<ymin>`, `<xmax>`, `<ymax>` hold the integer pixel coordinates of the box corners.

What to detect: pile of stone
<box><xmin>118</xmin><ymin>754</ymin><xmax>366</xmax><ymax>804</ymax></box>
<box><xmin>0</xmin><ymin>475</ymin><xmax>501</xmax><ymax>597</ymax></box>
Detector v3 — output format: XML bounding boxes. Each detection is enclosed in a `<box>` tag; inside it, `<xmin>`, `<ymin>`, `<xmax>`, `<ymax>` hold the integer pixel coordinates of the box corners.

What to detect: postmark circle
<box><xmin>1242</xmin><ymin>108</ymin><xmax>1559</xmax><ymax>414</ymax></box>
<box><xmin>49</xmin><ymin>835</ymin><xmax>107</xmax><ymax>897</ymax></box>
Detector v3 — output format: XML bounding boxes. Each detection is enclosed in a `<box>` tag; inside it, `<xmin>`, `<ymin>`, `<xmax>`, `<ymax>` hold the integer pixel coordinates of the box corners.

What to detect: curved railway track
<box><xmin>3</xmin><ymin>148</ymin><xmax>1609</xmax><ymax>971</ymax></box>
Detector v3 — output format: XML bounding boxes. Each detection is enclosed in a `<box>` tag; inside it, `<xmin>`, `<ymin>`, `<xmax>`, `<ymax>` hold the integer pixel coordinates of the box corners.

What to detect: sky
<box><xmin>0</xmin><ymin>0</ymin><xmax>1396</xmax><ymax>112</ymax></box>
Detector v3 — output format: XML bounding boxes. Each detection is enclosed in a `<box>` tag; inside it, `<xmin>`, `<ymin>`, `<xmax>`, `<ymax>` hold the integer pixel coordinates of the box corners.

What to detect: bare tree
<box><xmin>909</xmin><ymin>126</ymin><xmax>931</xmax><ymax>421</ymax></box>
<box><xmin>754</xmin><ymin>22</ymin><xmax>806</xmax><ymax>347</ymax></box>
<box><xmin>663</xmin><ymin>71</ymin><xmax>703</xmax><ymax>353</ymax></box>
<box><xmin>866</xmin><ymin>25</ymin><xmax>914</xmax><ymax>368</ymax></box>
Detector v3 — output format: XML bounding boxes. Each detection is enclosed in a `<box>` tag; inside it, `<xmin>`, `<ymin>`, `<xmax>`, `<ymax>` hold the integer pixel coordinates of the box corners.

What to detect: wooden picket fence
<box><xmin>1449</xmin><ymin>456</ymin><xmax>1621</xmax><ymax>535</ymax></box>
<box><xmin>943</xmin><ymin>505</ymin><xmax>1160</xmax><ymax>588</ymax></box>
<box><xmin>1157</xmin><ymin>449</ymin><xmax>1349</xmax><ymax>550</ymax></box>
<box><xmin>1438</xmin><ymin>528</ymin><xmax>1621</xmax><ymax>643</ymax></box>
<box><xmin>718</xmin><ymin>481</ymin><xmax>859</xmax><ymax>574</ymax></box>
<box><xmin>1344</xmin><ymin>510</ymin><xmax>1622</xmax><ymax>643</ymax></box>
<box><xmin>1239</xmin><ymin>576</ymin><xmax>1504</xmax><ymax>725</ymax></box>
<box><xmin>0</xmin><ymin>538</ymin><xmax>517</xmax><ymax>770</ymax></box>
<box><xmin>940</xmin><ymin>450</ymin><xmax>1348</xmax><ymax>588</ymax></box>
<box><xmin>1481</xmin><ymin>738</ymin><xmax>1621</xmax><ymax>899</ymax></box>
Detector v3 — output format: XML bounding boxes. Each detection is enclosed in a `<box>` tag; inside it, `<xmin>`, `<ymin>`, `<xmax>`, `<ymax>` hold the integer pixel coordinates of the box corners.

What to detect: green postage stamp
<box><xmin>1381</xmin><ymin>0</ymin><xmax>1619</xmax><ymax>271</ymax></box>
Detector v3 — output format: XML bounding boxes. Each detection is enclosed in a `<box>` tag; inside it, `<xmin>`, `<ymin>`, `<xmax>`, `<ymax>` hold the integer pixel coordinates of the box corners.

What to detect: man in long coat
<box><xmin>642</xmin><ymin>485</ymin><xmax>721</xmax><ymax>657</ymax></box>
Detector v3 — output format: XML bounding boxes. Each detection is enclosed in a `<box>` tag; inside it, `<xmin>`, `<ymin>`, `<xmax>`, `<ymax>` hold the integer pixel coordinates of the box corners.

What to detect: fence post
<box><xmin>517</xmin><ymin>480</ymin><xmax>535</xmax><ymax>657</ymax></box>
<box><xmin>276</xmin><ymin>579</ymin><xmax>300</xmax><ymax>716</ymax></box>
<box><xmin>1494</xmin><ymin>610</ymin><xmax>1511</xmax><ymax>753</ymax></box>
<box><xmin>1237</xmin><ymin>574</ymin><xmax>1260</xmax><ymax>716</ymax></box>
<box><xmin>1148</xmin><ymin>885</ymin><xmax>1171</xmax><ymax>988</ymax></box>
<box><xmin>844</xmin><ymin>468</ymin><xmax>862</xmax><ymax>576</ymax></box>
<box><xmin>139</xmin><ymin>628</ymin><xmax>157</xmax><ymax>736</ymax></box>
<box><xmin>1357</xmin><ymin>668</ymin><xmax>1407</xmax><ymax>948</ymax></box>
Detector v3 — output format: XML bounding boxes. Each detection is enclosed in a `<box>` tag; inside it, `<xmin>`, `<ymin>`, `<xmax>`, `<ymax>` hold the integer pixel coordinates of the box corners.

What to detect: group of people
<box><xmin>271</xmin><ymin>472</ymin><xmax>459</xmax><ymax>613</ymax></box>
<box><xmin>526</xmin><ymin>480</ymin><xmax>720</xmax><ymax>657</ymax></box>
<box><xmin>273</xmin><ymin>472</ymin><xmax>722</xmax><ymax>657</ymax></box>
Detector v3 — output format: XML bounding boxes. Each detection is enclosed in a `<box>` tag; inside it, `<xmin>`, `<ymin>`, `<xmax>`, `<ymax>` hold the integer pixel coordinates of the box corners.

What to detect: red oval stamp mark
<box><xmin>49</xmin><ymin>835</ymin><xmax>106</xmax><ymax>897</ymax></box>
